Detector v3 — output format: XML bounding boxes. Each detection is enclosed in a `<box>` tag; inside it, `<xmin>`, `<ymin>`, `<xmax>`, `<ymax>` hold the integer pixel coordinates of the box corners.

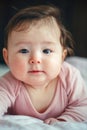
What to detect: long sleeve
<box><xmin>57</xmin><ymin>63</ymin><xmax>87</xmax><ymax>121</ymax></box>
<box><xmin>0</xmin><ymin>72</ymin><xmax>19</xmax><ymax>115</ymax></box>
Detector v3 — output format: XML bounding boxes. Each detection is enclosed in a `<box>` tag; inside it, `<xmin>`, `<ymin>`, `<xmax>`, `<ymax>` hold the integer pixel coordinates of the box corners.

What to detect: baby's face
<box><xmin>3</xmin><ymin>23</ymin><xmax>66</xmax><ymax>88</ymax></box>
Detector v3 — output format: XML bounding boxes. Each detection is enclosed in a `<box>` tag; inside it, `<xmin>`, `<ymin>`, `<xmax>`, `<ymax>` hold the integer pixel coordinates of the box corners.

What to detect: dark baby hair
<box><xmin>4</xmin><ymin>4</ymin><xmax>74</xmax><ymax>56</ymax></box>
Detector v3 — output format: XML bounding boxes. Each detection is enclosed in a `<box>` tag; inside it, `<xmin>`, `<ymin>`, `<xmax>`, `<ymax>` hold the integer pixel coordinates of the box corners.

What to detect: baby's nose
<box><xmin>29</xmin><ymin>53</ymin><xmax>41</xmax><ymax>64</ymax></box>
<box><xmin>29</xmin><ymin>51</ymin><xmax>41</xmax><ymax>64</ymax></box>
<box><xmin>29</xmin><ymin>58</ymin><xmax>40</xmax><ymax>64</ymax></box>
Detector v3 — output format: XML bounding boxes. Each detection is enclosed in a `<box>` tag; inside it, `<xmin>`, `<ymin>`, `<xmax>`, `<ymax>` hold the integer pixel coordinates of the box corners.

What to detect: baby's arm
<box><xmin>44</xmin><ymin>70</ymin><xmax>87</xmax><ymax>124</ymax></box>
<box><xmin>0</xmin><ymin>73</ymin><xmax>16</xmax><ymax>115</ymax></box>
<box><xmin>0</xmin><ymin>88</ymin><xmax>11</xmax><ymax>115</ymax></box>
<box><xmin>44</xmin><ymin>118</ymin><xmax>66</xmax><ymax>125</ymax></box>
<box><xmin>57</xmin><ymin>70</ymin><xmax>87</xmax><ymax>122</ymax></box>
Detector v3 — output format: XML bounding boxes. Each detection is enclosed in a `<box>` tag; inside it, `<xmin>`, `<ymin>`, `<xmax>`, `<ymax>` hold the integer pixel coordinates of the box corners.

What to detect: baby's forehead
<box><xmin>13</xmin><ymin>16</ymin><xmax>60</xmax><ymax>32</ymax></box>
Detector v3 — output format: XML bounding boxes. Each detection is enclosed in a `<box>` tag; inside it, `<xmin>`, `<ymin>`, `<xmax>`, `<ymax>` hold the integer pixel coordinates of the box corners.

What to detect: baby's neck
<box><xmin>25</xmin><ymin>77</ymin><xmax>58</xmax><ymax>91</ymax></box>
<box><xmin>25</xmin><ymin>78</ymin><xmax>58</xmax><ymax>113</ymax></box>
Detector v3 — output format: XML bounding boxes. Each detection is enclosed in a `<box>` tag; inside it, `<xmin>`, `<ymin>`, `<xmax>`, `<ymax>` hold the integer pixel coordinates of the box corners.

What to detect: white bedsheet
<box><xmin>0</xmin><ymin>115</ymin><xmax>87</xmax><ymax>130</ymax></box>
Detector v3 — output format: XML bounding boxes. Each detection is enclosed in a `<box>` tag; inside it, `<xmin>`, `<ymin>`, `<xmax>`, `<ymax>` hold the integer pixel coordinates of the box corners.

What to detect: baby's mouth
<box><xmin>28</xmin><ymin>70</ymin><xmax>44</xmax><ymax>74</ymax></box>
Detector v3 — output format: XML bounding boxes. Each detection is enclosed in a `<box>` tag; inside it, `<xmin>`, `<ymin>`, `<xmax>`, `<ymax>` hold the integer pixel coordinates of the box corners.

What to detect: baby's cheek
<box><xmin>9</xmin><ymin>60</ymin><xmax>26</xmax><ymax>75</ymax></box>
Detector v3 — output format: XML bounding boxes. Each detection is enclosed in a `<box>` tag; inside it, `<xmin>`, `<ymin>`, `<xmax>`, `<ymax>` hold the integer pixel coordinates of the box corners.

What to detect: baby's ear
<box><xmin>62</xmin><ymin>49</ymin><xmax>67</xmax><ymax>60</ymax></box>
<box><xmin>3</xmin><ymin>48</ymin><xmax>9</xmax><ymax>66</ymax></box>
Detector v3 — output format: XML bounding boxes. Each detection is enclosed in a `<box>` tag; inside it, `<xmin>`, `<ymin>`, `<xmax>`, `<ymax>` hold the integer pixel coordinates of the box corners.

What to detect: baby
<box><xmin>0</xmin><ymin>5</ymin><xmax>87</xmax><ymax>125</ymax></box>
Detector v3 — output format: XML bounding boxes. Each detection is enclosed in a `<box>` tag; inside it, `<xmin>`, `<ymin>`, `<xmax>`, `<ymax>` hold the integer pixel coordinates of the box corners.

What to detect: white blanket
<box><xmin>0</xmin><ymin>115</ymin><xmax>87</xmax><ymax>130</ymax></box>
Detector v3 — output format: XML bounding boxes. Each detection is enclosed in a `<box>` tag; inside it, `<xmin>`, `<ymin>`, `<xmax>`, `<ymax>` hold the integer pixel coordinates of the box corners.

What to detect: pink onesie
<box><xmin>0</xmin><ymin>62</ymin><xmax>87</xmax><ymax>121</ymax></box>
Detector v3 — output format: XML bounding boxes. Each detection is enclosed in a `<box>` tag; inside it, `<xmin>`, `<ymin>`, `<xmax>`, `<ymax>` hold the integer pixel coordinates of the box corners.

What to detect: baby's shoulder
<box><xmin>0</xmin><ymin>71</ymin><xmax>22</xmax><ymax>93</ymax></box>
<box><xmin>0</xmin><ymin>71</ymin><xmax>18</xmax><ymax>83</ymax></box>
<box><xmin>61</xmin><ymin>61</ymin><xmax>80</xmax><ymax>75</ymax></box>
<box><xmin>58</xmin><ymin>61</ymin><xmax>81</xmax><ymax>92</ymax></box>
<box><xmin>59</xmin><ymin>61</ymin><xmax>81</xmax><ymax>83</ymax></box>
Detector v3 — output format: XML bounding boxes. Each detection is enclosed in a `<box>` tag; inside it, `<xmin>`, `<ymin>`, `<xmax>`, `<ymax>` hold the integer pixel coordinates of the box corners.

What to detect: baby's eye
<box><xmin>43</xmin><ymin>49</ymin><xmax>52</xmax><ymax>54</ymax></box>
<box><xmin>19</xmin><ymin>49</ymin><xmax>29</xmax><ymax>53</ymax></box>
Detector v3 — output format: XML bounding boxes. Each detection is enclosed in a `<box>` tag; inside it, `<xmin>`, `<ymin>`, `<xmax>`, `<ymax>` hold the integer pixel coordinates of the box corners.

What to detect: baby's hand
<box><xmin>44</xmin><ymin>118</ymin><xmax>58</xmax><ymax>125</ymax></box>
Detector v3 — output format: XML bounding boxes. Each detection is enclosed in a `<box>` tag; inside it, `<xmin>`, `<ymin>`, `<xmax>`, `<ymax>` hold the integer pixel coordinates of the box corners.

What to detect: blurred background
<box><xmin>0</xmin><ymin>0</ymin><xmax>87</xmax><ymax>64</ymax></box>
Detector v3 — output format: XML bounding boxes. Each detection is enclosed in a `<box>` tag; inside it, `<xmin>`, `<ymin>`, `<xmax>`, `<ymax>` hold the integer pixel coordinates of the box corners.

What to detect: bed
<box><xmin>0</xmin><ymin>56</ymin><xmax>87</xmax><ymax>130</ymax></box>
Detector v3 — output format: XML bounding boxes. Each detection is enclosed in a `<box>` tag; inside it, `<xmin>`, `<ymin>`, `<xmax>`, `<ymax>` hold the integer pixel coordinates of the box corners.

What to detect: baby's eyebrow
<box><xmin>16</xmin><ymin>41</ymin><xmax>53</xmax><ymax>44</ymax></box>
<box><xmin>14</xmin><ymin>41</ymin><xmax>57</xmax><ymax>47</ymax></box>
<box><xmin>43</xmin><ymin>41</ymin><xmax>54</xmax><ymax>44</ymax></box>
<box><xmin>14</xmin><ymin>42</ymin><xmax>31</xmax><ymax>46</ymax></box>
<box><xmin>42</xmin><ymin>41</ymin><xmax>57</xmax><ymax>45</ymax></box>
